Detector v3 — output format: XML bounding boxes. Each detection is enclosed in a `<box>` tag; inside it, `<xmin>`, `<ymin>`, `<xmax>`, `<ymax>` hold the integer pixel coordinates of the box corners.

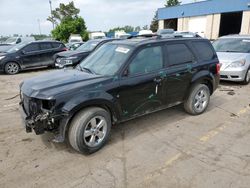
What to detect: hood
<box><xmin>57</xmin><ymin>50</ymin><xmax>90</xmax><ymax>58</ymax></box>
<box><xmin>217</xmin><ymin>52</ymin><xmax>248</xmax><ymax>62</ymax></box>
<box><xmin>21</xmin><ymin>69</ymin><xmax>108</xmax><ymax>99</ymax></box>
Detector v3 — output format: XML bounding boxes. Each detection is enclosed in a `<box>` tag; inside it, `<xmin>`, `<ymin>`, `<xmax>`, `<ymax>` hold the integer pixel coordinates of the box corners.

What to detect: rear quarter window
<box><xmin>166</xmin><ymin>43</ymin><xmax>194</xmax><ymax>66</ymax></box>
<box><xmin>192</xmin><ymin>41</ymin><xmax>215</xmax><ymax>61</ymax></box>
<box><xmin>40</xmin><ymin>43</ymin><xmax>52</xmax><ymax>50</ymax></box>
<box><xmin>52</xmin><ymin>42</ymin><xmax>62</xmax><ymax>48</ymax></box>
<box><xmin>23</xmin><ymin>43</ymin><xmax>40</xmax><ymax>52</ymax></box>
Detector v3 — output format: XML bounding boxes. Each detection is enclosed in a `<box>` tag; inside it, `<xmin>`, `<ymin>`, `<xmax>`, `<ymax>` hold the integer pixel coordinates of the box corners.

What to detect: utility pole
<box><xmin>49</xmin><ymin>0</ymin><xmax>55</xmax><ymax>29</ymax></box>
<box><xmin>38</xmin><ymin>19</ymin><xmax>41</xmax><ymax>35</ymax></box>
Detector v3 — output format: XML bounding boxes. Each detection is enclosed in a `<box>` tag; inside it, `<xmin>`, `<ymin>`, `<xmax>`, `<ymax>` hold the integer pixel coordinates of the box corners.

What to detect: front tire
<box><xmin>68</xmin><ymin>107</ymin><xmax>111</xmax><ymax>154</ymax></box>
<box><xmin>4</xmin><ymin>62</ymin><xmax>20</xmax><ymax>75</ymax></box>
<box><xmin>184</xmin><ymin>84</ymin><xmax>210</xmax><ymax>115</ymax></box>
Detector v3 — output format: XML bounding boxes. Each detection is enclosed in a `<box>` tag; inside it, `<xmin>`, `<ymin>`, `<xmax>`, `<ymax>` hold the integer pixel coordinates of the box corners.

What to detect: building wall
<box><xmin>159</xmin><ymin>20</ymin><xmax>164</xmax><ymax>30</ymax></box>
<box><xmin>211</xmin><ymin>14</ymin><xmax>221</xmax><ymax>39</ymax></box>
<box><xmin>241</xmin><ymin>11</ymin><xmax>250</xmax><ymax>34</ymax></box>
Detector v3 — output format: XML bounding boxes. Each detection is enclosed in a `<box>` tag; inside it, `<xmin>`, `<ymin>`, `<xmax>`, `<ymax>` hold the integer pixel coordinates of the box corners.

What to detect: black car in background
<box><xmin>0</xmin><ymin>41</ymin><xmax>66</xmax><ymax>74</ymax></box>
<box><xmin>54</xmin><ymin>38</ymin><xmax>120</xmax><ymax>68</ymax></box>
<box><xmin>20</xmin><ymin>36</ymin><xmax>220</xmax><ymax>153</ymax></box>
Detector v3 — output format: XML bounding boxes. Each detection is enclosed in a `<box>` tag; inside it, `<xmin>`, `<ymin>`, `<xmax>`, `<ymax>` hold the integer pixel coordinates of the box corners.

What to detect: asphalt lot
<box><xmin>0</xmin><ymin>68</ymin><xmax>250</xmax><ymax>188</ymax></box>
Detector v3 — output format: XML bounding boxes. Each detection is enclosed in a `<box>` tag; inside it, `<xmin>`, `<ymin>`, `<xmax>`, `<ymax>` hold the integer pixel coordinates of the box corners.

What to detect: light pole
<box><xmin>49</xmin><ymin>0</ymin><xmax>54</xmax><ymax>29</ymax></box>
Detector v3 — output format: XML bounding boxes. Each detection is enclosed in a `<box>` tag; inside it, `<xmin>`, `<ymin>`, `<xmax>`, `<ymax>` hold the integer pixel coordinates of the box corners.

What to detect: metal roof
<box><xmin>158</xmin><ymin>0</ymin><xmax>250</xmax><ymax>20</ymax></box>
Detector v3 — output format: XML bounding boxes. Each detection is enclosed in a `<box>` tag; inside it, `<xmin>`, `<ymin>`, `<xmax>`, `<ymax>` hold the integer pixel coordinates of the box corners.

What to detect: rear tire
<box><xmin>68</xmin><ymin>107</ymin><xmax>111</xmax><ymax>154</ymax></box>
<box><xmin>4</xmin><ymin>62</ymin><xmax>20</xmax><ymax>75</ymax></box>
<box><xmin>242</xmin><ymin>68</ymin><xmax>250</xmax><ymax>85</ymax></box>
<box><xmin>184</xmin><ymin>84</ymin><xmax>210</xmax><ymax>115</ymax></box>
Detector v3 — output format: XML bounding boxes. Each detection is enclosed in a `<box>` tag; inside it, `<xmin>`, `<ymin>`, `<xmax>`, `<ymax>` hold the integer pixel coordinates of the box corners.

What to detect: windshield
<box><xmin>213</xmin><ymin>38</ymin><xmax>250</xmax><ymax>53</ymax></box>
<box><xmin>5</xmin><ymin>37</ymin><xmax>17</xmax><ymax>44</ymax></box>
<box><xmin>79</xmin><ymin>43</ymin><xmax>133</xmax><ymax>76</ymax></box>
<box><xmin>6</xmin><ymin>42</ymin><xmax>27</xmax><ymax>53</ymax></box>
<box><xmin>76</xmin><ymin>40</ymin><xmax>99</xmax><ymax>51</ymax></box>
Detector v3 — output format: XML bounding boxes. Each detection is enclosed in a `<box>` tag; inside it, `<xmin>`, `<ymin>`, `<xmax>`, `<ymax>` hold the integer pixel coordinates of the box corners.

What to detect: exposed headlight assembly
<box><xmin>228</xmin><ymin>59</ymin><xmax>246</xmax><ymax>68</ymax></box>
<box><xmin>41</xmin><ymin>99</ymin><xmax>56</xmax><ymax>110</ymax></box>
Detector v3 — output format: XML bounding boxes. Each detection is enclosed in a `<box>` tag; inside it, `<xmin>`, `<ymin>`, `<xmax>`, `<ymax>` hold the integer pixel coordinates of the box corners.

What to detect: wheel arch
<box><xmin>189</xmin><ymin>71</ymin><xmax>215</xmax><ymax>96</ymax></box>
<box><xmin>58</xmin><ymin>98</ymin><xmax>119</xmax><ymax>142</ymax></box>
<box><xmin>4</xmin><ymin>61</ymin><xmax>22</xmax><ymax>74</ymax></box>
<box><xmin>4</xmin><ymin>60</ymin><xmax>22</xmax><ymax>69</ymax></box>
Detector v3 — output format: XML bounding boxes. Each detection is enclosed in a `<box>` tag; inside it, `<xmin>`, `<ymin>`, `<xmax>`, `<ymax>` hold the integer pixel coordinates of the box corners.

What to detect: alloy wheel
<box><xmin>83</xmin><ymin>116</ymin><xmax>108</xmax><ymax>147</ymax></box>
<box><xmin>6</xmin><ymin>63</ymin><xmax>19</xmax><ymax>74</ymax></box>
<box><xmin>193</xmin><ymin>89</ymin><xmax>209</xmax><ymax>112</ymax></box>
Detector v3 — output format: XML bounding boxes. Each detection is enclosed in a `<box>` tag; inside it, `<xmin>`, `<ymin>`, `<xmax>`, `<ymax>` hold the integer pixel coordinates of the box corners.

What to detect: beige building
<box><xmin>157</xmin><ymin>0</ymin><xmax>250</xmax><ymax>40</ymax></box>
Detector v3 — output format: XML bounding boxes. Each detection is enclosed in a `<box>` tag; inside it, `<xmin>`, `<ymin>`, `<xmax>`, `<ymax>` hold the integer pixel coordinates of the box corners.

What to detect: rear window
<box><xmin>52</xmin><ymin>42</ymin><xmax>62</xmax><ymax>48</ymax></box>
<box><xmin>40</xmin><ymin>43</ymin><xmax>52</xmax><ymax>50</ymax></box>
<box><xmin>166</xmin><ymin>43</ymin><xmax>194</xmax><ymax>66</ymax></box>
<box><xmin>192</xmin><ymin>41</ymin><xmax>214</xmax><ymax>61</ymax></box>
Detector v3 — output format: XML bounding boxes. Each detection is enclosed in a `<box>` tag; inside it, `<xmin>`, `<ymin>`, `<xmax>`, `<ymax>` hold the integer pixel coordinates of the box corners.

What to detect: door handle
<box><xmin>154</xmin><ymin>78</ymin><xmax>162</xmax><ymax>83</ymax></box>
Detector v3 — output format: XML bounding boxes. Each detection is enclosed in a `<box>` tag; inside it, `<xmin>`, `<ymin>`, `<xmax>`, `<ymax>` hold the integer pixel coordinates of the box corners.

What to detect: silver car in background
<box><xmin>213</xmin><ymin>35</ymin><xmax>250</xmax><ymax>84</ymax></box>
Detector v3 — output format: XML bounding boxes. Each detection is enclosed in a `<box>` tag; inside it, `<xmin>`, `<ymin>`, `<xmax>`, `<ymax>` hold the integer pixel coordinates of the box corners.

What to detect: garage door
<box><xmin>188</xmin><ymin>16</ymin><xmax>207</xmax><ymax>37</ymax></box>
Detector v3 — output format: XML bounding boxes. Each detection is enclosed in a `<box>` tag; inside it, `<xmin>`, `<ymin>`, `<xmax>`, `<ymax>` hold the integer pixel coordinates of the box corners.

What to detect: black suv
<box><xmin>0</xmin><ymin>41</ymin><xmax>66</xmax><ymax>74</ymax></box>
<box><xmin>19</xmin><ymin>37</ymin><xmax>220</xmax><ymax>153</ymax></box>
<box><xmin>54</xmin><ymin>38</ymin><xmax>120</xmax><ymax>68</ymax></box>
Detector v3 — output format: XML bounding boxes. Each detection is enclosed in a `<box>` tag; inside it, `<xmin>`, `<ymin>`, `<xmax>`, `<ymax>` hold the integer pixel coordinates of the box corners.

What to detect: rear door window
<box><xmin>52</xmin><ymin>42</ymin><xmax>61</xmax><ymax>48</ymax></box>
<box><xmin>166</xmin><ymin>43</ymin><xmax>194</xmax><ymax>66</ymax></box>
<box><xmin>23</xmin><ymin>43</ymin><xmax>40</xmax><ymax>53</ymax></box>
<box><xmin>128</xmin><ymin>46</ymin><xmax>163</xmax><ymax>75</ymax></box>
<box><xmin>40</xmin><ymin>43</ymin><xmax>52</xmax><ymax>50</ymax></box>
<box><xmin>192</xmin><ymin>41</ymin><xmax>215</xmax><ymax>61</ymax></box>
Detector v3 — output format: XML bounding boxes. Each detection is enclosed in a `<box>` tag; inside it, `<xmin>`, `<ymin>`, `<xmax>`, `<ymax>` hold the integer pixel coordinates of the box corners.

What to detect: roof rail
<box><xmin>127</xmin><ymin>34</ymin><xmax>159</xmax><ymax>39</ymax></box>
<box><xmin>127</xmin><ymin>33</ymin><xmax>202</xmax><ymax>40</ymax></box>
<box><xmin>159</xmin><ymin>33</ymin><xmax>202</xmax><ymax>39</ymax></box>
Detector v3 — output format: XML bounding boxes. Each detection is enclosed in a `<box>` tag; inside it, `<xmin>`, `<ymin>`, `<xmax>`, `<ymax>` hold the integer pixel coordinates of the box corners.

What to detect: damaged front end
<box><xmin>19</xmin><ymin>93</ymin><xmax>62</xmax><ymax>135</ymax></box>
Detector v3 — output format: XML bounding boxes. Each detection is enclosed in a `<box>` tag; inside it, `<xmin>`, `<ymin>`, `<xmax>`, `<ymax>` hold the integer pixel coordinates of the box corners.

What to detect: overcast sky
<box><xmin>0</xmin><ymin>0</ymin><xmax>191</xmax><ymax>36</ymax></box>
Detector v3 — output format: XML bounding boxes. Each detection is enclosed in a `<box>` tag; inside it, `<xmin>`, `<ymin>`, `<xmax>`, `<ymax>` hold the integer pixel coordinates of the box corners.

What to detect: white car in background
<box><xmin>89</xmin><ymin>32</ymin><xmax>106</xmax><ymax>40</ymax></box>
<box><xmin>213</xmin><ymin>35</ymin><xmax>250</xmax><ymax>84</ymax></box>
<box><xmin>0</xmin><ymin>36</ymin><xmax>35</xmax><ymax>52</ymax></box>
<box><xmin>68</xmin><ymin>34</ymin><xmax>83</xmax><ymax>43</ymax></box>
<box><xmin>138</xmin><ymin>30</ymin><xmax>153</xmax><ymax>36</ymax></box>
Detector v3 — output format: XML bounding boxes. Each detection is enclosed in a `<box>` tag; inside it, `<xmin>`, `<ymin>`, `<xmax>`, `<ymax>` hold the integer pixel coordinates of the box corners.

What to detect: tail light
<box><xmin>216</xmin><ymin>63</ymin><xmax>220</xmax><ymax>74</ymax></box>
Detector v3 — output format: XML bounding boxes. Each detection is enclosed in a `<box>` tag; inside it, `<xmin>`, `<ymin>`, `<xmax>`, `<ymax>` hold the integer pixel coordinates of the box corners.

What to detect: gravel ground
<box><xmin>0</xmin><ymin>68</ymin><xmax>250</xmax><ymax>188</ymax></box>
